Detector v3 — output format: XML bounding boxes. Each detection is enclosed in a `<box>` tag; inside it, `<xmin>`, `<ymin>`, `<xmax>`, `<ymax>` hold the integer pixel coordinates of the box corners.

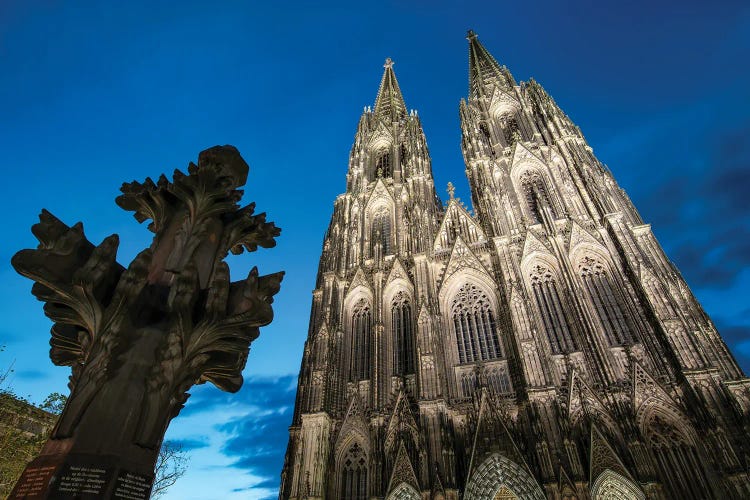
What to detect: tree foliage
<box><xmin>40</xmin><ymin>392</ymin><xmax>67</xmax><ymax>415</ymax></box>
<box><xmin>0</xmin><ymin>391</ymin><xmax>50</xmax><ymax>497</ymax></box>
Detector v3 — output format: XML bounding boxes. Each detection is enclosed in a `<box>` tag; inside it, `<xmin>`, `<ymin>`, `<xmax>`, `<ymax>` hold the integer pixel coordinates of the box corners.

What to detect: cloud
<box><xmin>181</xmin><ymin>373</ymin><xmax>297</xmax><ymax>418</ymax></box>
<box><xmin>183</xmin><ymin>374</ymin><xmax>297</xmax><ymax>495</ymax></box>
<box><xmin>711</xmin><ymin>319</ymin><xmax>750</xmax><ymax>374</ymax></box>
<box><xmin>165</xmin><ymin>438</ymin><xmax>210</xmax><ymax>452</ymax></box>
<box><xmin>637</xmin><ymin>122</ymin><xmax>750</xmax><ymax>289</ymax></box>
<box><xmin>15</xmin><ymin>369</ymin><xmax>49</xmax><ymax>381</ymax></box>
<box><xmin>219</xmin><ymin>376</ymin><xmax>296</xmax><ymax>490</ymax></box>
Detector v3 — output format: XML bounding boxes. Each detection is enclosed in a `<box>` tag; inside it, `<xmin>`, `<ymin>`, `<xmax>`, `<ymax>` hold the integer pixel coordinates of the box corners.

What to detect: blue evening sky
<box><xmin>1</xmin><ymin>2</ymin><xmax>749</xmax><ymax>499</ymax></box>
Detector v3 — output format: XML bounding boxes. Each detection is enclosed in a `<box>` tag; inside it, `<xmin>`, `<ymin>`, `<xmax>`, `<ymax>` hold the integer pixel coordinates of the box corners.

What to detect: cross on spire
<box><xmin>447</xmin><ymin>182</ymin><xmax>455</xmax><ymax>199</ymax></box>
<box><xmin>384</xmin><ymin>57</ymin><xmax>394</xmax><ymax>69</ymax></box>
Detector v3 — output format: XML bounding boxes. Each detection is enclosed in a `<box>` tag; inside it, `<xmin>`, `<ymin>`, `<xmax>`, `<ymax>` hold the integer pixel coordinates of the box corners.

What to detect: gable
<box><xmin>439</xmin><ymin>236</ymin><xmax>493</xmax><ymax>293</ymax></box>
<box><xmin>434</xmin><ymin>200</ymin><xmax>486</xmax><ymax>251</ymax></box>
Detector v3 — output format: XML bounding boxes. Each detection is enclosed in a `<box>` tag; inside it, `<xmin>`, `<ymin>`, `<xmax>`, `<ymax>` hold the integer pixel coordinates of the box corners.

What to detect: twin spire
<box><xmin>467</xmin><ymin>29</ymin><xmax>514</xmax><ymax>97</ymax></box>
<box><xmin>374</xmin><ymin>57</ymin><xmax>408</xmax><ymax>122</ymax></box>
<box><xmin>371</xmin><ymin>31</ymin><xmax>512</xmax><ymax>118</ymax></box>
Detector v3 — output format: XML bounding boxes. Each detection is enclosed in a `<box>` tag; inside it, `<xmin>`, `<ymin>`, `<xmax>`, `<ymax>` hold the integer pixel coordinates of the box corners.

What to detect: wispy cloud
<box><xmin>15</xmin><ymin>369</ymin><xmax>49</xmax><ymax>381</ymax></box>
<box><xmin>638</xmin><ymin>122</ymin><xmax>750</xmax><ymax>289</ymax></box>
<box><xmin>165</xmin><ymin>438</ymin><xmax>211</xmax><ymax>452</ymax></box>
<box><xmin>618</xmin><ymin>117</ymin><xmax>750</xmax><ymax>375</ymax></box>
<box><xmin>178</xmin><ymin>374</ymin><xmax>298</xmax><ymax>496</ymax></box>
<box><xmin>217</xmin><ymin>375</ymin><xmax>296</xmax><ymax>493</ymax></box>
<box><xmin>712</xmin><ymin>319</ymin><xmax>750</xmax><ymax>373</ymax></box>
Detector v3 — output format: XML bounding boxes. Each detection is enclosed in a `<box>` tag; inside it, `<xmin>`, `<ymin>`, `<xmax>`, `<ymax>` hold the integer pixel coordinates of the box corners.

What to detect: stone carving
<box><xmin>281</xmin><ymin>28</ymin><xmax>750</xmax><ymax>500</ymax></box>
<box><xmin>11</xmin><ymin>145</ymin><xmax>282</xmax><ymax>497</ymax></box>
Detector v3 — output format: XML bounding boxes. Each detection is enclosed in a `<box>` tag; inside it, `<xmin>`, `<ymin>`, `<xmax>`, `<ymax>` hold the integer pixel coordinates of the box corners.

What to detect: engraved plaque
<box><xmin>113</xmin><ymin>470</ymin><xmax>153</xmax><ymax>500</ymax></box>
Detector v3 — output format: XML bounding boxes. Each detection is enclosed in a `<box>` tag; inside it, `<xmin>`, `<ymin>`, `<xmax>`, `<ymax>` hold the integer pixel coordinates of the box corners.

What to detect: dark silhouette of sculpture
<box><xmin>10</xmin><ymin>145</ymin><xmax>283</xmax><ymax>499</ymax></box>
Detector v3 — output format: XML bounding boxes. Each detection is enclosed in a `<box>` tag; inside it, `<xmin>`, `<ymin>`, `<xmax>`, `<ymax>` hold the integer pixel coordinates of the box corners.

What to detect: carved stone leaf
<box><xmin>117</xmin><ymin>174</ymin><xmax>173</xmax><ymax>231</ymax></box>
<box><xmin>224</xmin><ymin>204</ymin><xmax>281</xmax><ymax>255</ymax></box>
<box><xmin>11</xmin><ymin>210</ymin><xmax>124</xmax><ymax>368</ymax></box>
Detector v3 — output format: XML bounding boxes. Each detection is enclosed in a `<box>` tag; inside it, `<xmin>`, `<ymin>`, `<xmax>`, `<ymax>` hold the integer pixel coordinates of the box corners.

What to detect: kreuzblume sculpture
<box><xmin>10</xmin><ymin>145</ymin><xmax>283</xmax><ymax>499</ymax></box>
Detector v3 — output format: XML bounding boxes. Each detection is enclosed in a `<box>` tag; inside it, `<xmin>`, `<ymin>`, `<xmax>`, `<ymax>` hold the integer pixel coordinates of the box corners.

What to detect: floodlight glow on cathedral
<box><xmin>280</xmin><ymin>31</ymin><xmax>750</xmax><ymax>500</ymax></box>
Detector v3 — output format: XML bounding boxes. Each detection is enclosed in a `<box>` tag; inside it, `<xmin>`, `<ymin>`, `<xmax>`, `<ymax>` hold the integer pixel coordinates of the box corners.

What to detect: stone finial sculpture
<box><xmin>10</xmin><ymin>145</ymin><xmax>283</xmax><ymax>499</ymax></box>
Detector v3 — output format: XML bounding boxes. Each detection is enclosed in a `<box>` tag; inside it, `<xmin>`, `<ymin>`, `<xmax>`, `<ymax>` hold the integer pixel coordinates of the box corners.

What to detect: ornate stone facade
<box><xmin>280</xmin><ymin>34</ymin><xmax>750</xmax><ymax>499</ymax></box>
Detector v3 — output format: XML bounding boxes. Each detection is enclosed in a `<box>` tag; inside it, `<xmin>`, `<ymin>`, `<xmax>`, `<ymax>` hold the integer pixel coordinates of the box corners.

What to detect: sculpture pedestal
<box><xmin>10</xmin><ymin>454</ymin><xmax>153</xmax><ymax>500</ymax></box>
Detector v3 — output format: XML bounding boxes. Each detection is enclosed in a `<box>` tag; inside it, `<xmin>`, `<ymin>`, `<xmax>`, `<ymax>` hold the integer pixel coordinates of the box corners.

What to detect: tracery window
<box><xmin>340</xmin><ymin>442</ymin><xmax>368</xmax><ymax>500</ymax></box>
<box><xmin>392</xmin><ymin>292</ymin><xmax>415</xmax><ymax>375</ymax></box>
<box><xmin>370</xmin><ymin>207</ymin><xmax>392</xmax><ymax>257</ymax></box>
<box><xmin>479</xmin><ymin>122</ymin><xmax>495</xmax><ymax>155</ymax></box>
<box><xmin>499</xmin><ymin>115</ymin><xmax>520</xmax><ymax>146</ymax></box>
<box><xmin>451</xmin><ymin>283</ymin><xmax>502</xmax><ymax>364</ymax></box>
<box><xmin>578</xmin><ymin>257</ymin><xmax>632</xmax><ymax>346</ymax></box>
<box><xmin>520</xmin><ymin>170</ymin><xmax>555</xmax><ymax>224</ymax></box>
<box><xmin>375</xmin><ymin>149</ymin><xmax>392</xmax><ymax>177</ymax></box>
<box><xmin>529</xmin><ymin>264</ymin><xmax>576</xmax><ymax>354</ymax></box>
<box><xmin>349</xmin><ymin>299</ymin><xmax>372</xmax><ymax>381</ymax></box>
<box><xmin>645</xmin><ymin>414</ymin><xmax>710</xmax><ymax>500</ymax></box>
<box><xmin>486</xmin><ymin>365</ymin><xmax>512</xmax><ymax>395</ymax></box>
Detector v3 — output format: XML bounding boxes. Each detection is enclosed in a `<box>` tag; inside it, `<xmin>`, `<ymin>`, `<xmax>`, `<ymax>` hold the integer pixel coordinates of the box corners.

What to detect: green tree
<box><xmin>39</xmin><ymin>392</ymin><xmax>67</xmax><ymax>414</ymax></box>
<box><xmin>0</xmin><ymin>392</ymin><xmax>49</xmax><ymax>496</ymax></box>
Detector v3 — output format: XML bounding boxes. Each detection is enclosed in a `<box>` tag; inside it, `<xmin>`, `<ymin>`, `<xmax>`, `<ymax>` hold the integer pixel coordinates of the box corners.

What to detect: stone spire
<box><xmin>374</xmin><ymin>57</ymin><xmax>408</xmax><ymax>122</ymax></box>
<box><xmin>466</xmin><ymin>29</ymin><xmax>515</xmax><ymax>98</ymax></box>
<box><xmin>282</xmin><ymin>32</ymin><xmax>750</xmax><ymax>500</ymax></box>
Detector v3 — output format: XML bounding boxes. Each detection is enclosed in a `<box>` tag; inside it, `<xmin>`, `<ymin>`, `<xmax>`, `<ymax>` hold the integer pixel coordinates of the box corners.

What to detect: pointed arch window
<box><xmin>375</xmin><ymin>149</ymin><xmax>392</xmax><ymax>178</ymax></box>
<box><xmin>499</xmin><ymin>114</ymin><xmax>520</xmax><ymax>146</ymax></box>
<box><xmin>349</xmin><ymin>299</ymin><xmax>372</xmax><ymax>381</ymax></box>
<box><xmin>479</xmin><ymin>122</ymin><xmax>495</xmax><ymax>155</ymax></box>
<box><xmin>340</xmin><ymin>442</ymin><xmax>368</xmax><ymax>500</ymax></box>
<box><xmin>520</xmin><ymin>170</ymin><xmax>555</xmax><ymax>224</ymax></box>
<box><xmin>392</xmin><ymin>292</ymin><xmax>414</xmax><ymax>375</ymax></box>
<box><xmin>371</xmin><ymin>207</ymin><xmax>392</xmax><ymax>256</ymax></box>
<box><xmin>451</xmin><ymin>283</ymin><xmax>502</xmax><ymax>364</ymax></box>
<box><xmin>578</xmin><ymin>257</ymin><xmax>632</xmax><ymax>346</ymax></box>
<box><xmin>529</xmin><ymin>264</ymin><xmax>576</xmax><ymax>354</ymax></box>
<box><xmin>645</xmin><ymin>414</ymin><xmax>711</xmax><ymax>500</ymax></box>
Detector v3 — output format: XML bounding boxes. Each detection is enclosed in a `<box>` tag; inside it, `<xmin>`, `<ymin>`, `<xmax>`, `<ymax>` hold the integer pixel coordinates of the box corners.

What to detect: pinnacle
<box><xmin>374</xmin><ymin>56</ymin><xmax>407</xmax><ymax>122</ymax></box>
<box><xmin>467</xmin><ymin>30</ymin><xmax>515</xmax><ymax>98</ymax></box>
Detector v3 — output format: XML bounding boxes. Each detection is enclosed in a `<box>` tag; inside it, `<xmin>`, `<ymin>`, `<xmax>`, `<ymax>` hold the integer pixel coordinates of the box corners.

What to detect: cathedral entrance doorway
<box><xmin>385</xmin><ymin>482</ymin><xmax>420</xmax><ymax>500</ymax></box>
<box><xmin>463</xmin><ymin>454</ymin><xmax>546</xmax><ymax>500</ymax></box>
<box><xmin>590</xmin><ymin>470</ymin><xmax>645</xmax><ymax>500</ymax></box>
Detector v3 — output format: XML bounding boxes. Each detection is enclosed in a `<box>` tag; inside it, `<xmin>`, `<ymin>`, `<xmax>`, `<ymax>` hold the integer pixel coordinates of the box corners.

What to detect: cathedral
<box><xmin>279</xmin><ymin>31</ymin><xmax>750</xmax><ymax>499</ymax></box>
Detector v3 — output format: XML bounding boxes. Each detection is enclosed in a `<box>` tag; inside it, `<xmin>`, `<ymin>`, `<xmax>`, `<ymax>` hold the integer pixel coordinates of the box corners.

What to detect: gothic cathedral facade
<box><xmin>280</xmin><ymin>32</ymin><xmax>750</xmax><ymax>499</ymax></box>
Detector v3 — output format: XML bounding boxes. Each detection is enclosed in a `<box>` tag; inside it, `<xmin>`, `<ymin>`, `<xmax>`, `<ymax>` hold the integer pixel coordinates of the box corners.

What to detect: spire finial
<box><xmin>374</xmin><ymin>57</ymin><xmax>407</xmax><ymax>121</ymax></box>
<box><xmin>466</xmin><ymin>28</ymin><xmax>515</xmax><ymax>97</ymax></box>
<box><xmin>447</xmin><ymin>182</ymin><xmax>455</xmax><ymax>199</ymax></box>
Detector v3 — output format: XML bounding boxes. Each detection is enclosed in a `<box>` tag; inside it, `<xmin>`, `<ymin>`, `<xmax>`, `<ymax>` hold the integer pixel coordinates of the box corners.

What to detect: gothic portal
<box><xmin>279</xmin><ymin>32</ymin><xmax>750</xmax><ymax>499</ymax></box>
